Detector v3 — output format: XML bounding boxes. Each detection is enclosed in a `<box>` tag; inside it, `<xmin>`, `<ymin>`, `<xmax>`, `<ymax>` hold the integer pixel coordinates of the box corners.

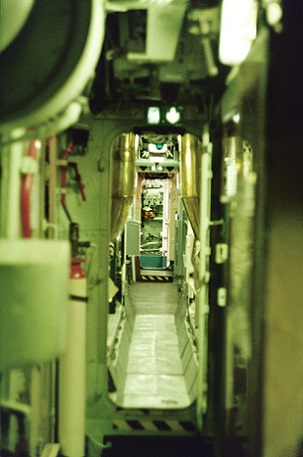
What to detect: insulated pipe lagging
<box><xmin>110</xmin><ymin>132</ymin><xmax>136</xmax><ymax>241</ymax></box>
<box><xmin>180</xmin><ymin>133</ymin><xmax>202</xmax><ymax>240</ymax></box>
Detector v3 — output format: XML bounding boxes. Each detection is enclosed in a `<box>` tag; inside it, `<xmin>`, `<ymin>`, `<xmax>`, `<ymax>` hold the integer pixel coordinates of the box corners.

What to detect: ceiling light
<box><xmin>165</xmin><ymin>107</ymin><xmax>181</xmax><ymax>124</ymax></box>
<box><xmin>219</xmin><ymin>0</ymin><xmax>258</xmax><ymax>66</ymax></box>
<box><xmin>146</xmin><ymin>106</ymin><xmax>161</xmax><ymax>124</ymax></box>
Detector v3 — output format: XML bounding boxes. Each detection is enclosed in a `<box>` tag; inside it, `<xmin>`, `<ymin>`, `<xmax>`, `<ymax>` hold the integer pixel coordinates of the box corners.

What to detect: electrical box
<box><xmin>0</xmin><ymin>239</ymin><xmax>70</xmax><ymax>371</ymax></box>
<box><xmin>125</xmin><ymin>220</ymin><xmax>140</xmax><ymax>256</ymax></box>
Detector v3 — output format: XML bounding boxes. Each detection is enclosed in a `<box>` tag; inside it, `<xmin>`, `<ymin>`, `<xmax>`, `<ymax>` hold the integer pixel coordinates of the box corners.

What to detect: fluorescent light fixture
<box><xmin>219</xmin><ymin>0</ymin><xmax>258</xmax><ymax>66</ymax></box>
<box><xmin>146</xmin><ymin>106</ymin><xmax>161</xmax><ymax>124</ymax></box>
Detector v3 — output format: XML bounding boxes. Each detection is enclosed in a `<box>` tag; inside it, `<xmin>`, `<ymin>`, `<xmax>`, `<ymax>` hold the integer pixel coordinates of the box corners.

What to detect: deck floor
<box><xmin>118</xmin><ymin>282</ymin><xmax>191</xmax><ymax>409</ymax></box>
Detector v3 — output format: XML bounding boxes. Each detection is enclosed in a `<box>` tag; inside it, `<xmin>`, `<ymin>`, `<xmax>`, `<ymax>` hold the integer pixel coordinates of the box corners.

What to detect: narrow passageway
<box><xmin>130</xmin><ymin>281</ymin><xmax>179</xmax><ymax>314</ymax></box>
<box><xmin>114</xmin><ymin>282</ymin><xmax>197</xmax><ymax>409</ymax></box>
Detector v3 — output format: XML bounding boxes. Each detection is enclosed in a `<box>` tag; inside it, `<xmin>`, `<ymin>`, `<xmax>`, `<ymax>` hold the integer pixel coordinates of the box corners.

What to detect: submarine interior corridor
<box><xmin>1</xmin><ymin>2</ymin><xmax>303</xmax><ymax>457</ymax></box>
<box><xmin>108</xmin><ymin>282</ymin><xmax>197</xmax><ymax>410</ymax></box>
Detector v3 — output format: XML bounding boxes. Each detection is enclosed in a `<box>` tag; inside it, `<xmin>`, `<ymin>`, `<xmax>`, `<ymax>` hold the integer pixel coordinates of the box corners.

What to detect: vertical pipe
<box><xmin>45</xmin><ymin>136</ymin><xmax>58</xmax><ymax>445</ymax></box>
<box><xmin>5</xmin><ymin>130</ymin><xmax>25</xmax><ymax>239</ymax></box>
<box><xmin>29</xmin><ymin>367</ymin><xmax>41</xmax><ymax>456</ymax></box>
<box><xmin>59</xmin><ymin>265</ymin><xmax>86</xmax><ymax>457</ymax></box>
<box><xmin>47</xmin><ymin>136</ymin><xmax>57</xmax><ymax>239</ymax></box>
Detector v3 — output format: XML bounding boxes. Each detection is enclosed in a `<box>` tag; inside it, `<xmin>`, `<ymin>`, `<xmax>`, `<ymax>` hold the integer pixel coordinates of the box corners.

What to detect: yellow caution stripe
<box><xmin>112</xmin><ymin>419</ymin><xmax>196</xmax><ymax>432</ymax></box>
<box><xmin>140</xmin><ymin>275</ymin><xmax>172</xmax><ymax>282</ymax></box>
<box><xmin>113</xmin><ymin>420</ymin><xmax>133</xmax><ymax>431</ymax></box>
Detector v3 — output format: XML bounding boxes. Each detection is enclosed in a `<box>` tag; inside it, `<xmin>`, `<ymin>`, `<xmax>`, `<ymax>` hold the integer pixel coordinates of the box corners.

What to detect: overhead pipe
<box><xmin>110</xmin><ymin>132</ymin><xmax>136</xmax><ymax>241</ymax></box>
<box><xmin>180</xmin><ymin>133</ymin><xmax>202</xmax><ymax>240</ymax></box>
